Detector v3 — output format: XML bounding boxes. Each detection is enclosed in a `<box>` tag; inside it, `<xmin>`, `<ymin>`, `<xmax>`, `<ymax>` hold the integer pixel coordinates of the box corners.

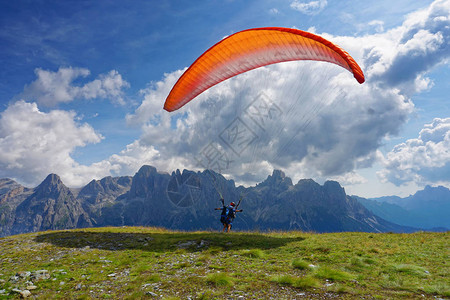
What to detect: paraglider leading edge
<box><xmin>163</xmin><ymin>27</ymin><xmax>365</xmax><ymax>112</ymax></box>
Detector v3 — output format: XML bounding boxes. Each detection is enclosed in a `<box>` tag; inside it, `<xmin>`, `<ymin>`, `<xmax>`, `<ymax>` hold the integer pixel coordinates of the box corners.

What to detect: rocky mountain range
<box><xmin>0</xmin><ymin>165</ymin><xmax>419</xmax><ymax>237</ymax></box>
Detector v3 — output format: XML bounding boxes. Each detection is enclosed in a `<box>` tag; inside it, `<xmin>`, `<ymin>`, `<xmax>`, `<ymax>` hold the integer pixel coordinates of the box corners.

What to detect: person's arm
<box><xmin>214</xmin><ymin>207</ymin><xmax>222</xmax><ymax>210</ymax></box>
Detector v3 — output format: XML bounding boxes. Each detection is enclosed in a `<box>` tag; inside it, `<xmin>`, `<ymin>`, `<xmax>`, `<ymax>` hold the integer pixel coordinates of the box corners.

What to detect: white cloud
<box><xmin>2</xmin><ymin>0</ymin><xmax>448</xmax><ymax>191</ymax></box>
<box><xmin>368</xmin><ymin>20</ymin><xmax>385</xmax><ymax>33</ymax></box>
<box><xmin>125</xmin><ymin>59</ymin><xmax>413</xmax><ymax>185</ymax></box>
<box><xmin>20</xmin><ymin>67</ymin><xmax>129</xmax><ymax>107</ymax></box>
<box><xmin>290</xmin><ymin>0</ymin><xmax>327</xmax><ymax>15</ymax></box>
<box><xmin>378</xmin><ymin>118</ymin><xmax>450</xmax><ymax>186</ymax></box>
<box><xmin>0</xmin><ymin>100</ymin><xmax>164</xmax><ymax>187</ymax></box>
<box><xmin>107</xmin><ymin>140</ymin><xmax>161</xmax><ymax>176</ymax></box>
<box><xmin>65</xmin><ymin>140</ymin><xmax>163</xmax><ymax>186</ymax></box>
<box><xmin>329</xmin><ymin>171</ymin><xmax>368</xmax><ymax>186</ymax></box>
<box><xmin>366</xmin><ymin>0</ymin><xmax>450</xmax><ymax>94</ymax></box>
<box><xmin>0</xmin><ymin>101</ymin><xmax>103</xmax><ymax>186</ymax></box>
<box><xmin>126</xmin><ymin>69</ymin><xmax>185</xmax><ymax>127</ymax></box>
<box><xmin>269</xmin><ymin>8</ymin><xmax>279</xmax><ymax>15</ymax></box>
<box><xmin>122</xmin><ymin>0</ymin><xmax>448</xmax><ymax>187</ymax></box>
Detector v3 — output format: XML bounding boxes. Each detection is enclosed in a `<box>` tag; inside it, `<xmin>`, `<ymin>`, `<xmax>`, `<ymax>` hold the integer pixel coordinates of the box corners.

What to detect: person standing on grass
<box><xmin>214</xmin><ymin>198</ymin><xmax>242</xmax><ymax>232</ymax></box>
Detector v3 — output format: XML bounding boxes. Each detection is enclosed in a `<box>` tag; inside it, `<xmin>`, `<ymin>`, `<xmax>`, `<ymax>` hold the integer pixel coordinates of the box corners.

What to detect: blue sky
<box><xmin>0</xmin><ymin>0</ymin><xmax>449</xmax><ymax>198</ymax></box>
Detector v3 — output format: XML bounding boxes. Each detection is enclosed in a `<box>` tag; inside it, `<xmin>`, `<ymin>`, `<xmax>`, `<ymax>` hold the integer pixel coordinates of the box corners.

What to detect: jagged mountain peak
<box><xmin>0</xmin><ymin>178</ymin><xmax>23</xmax><ymax>192</ymax></box>
<box><xmin>34</xmin><ymin>173</ymin><xmax>68</xmax><ymax>196</ymax></box>
<box><xmin>129</xmin><ymin>165</ymin><xmax>169</xmax><ymax>199</ymax></box>
<box><xmin>100</xmin><ymin>176</ymin><xmax>114</xmax><ymax>184</ymax></box>
<box><xmin>272</xmin><ymin>169</ymin><xmax>286</xmax><ymax>179</ymax></box>
<box><xmin>0</xmin><ymin>178</ymin><xmax>18</xmax><ymax>185</ymax></box>
<box><xmin>1</xmin><ymin>166</ymin><xmax>422</xmax><ymax>237</ymax></box>
<box><xmin>136</xmin><ymin>165</ymin><xmax>158</xmax><ymax>176</ymax></box>
<box><xmin>0</xmin><ymin>178</ymin><xmax>30</xmax><ymax>207</ymax></box>
<box><xmin>324</xmin><ymin>180</ymin><xmax>342</xmax><ymax>188</ymax></box>
<box><xmin>78</xmin><ymin>175</ymin><xmax>132</xmax><ymax>206</ymax></box>
<box><xmin>9</xmin><ymin>172</ymin><xmax>89</xmax><ymax>235</ymax></box>
<box><xmin>176</xmin><ymin>168</ymin><xmax>197</xmax><ymax>177</ymax></box>
<box><xmin>41</xmin><ymin>173</ymin><xmax>62</xmax><ymax>185</ymax></box>
<box><xmin>323</xmin><ymin>180</ymin><xmax>345</xmax><ymax>195</ymax></box>
<box><xmin>295</xmin><ymin>178</ymin><xmax>321</xmax><ymax>189</ymax></box>
<box><xmin>259</xmin><ymin>169</ymin><xmax>293</xmax><ymax>187</ymax></box>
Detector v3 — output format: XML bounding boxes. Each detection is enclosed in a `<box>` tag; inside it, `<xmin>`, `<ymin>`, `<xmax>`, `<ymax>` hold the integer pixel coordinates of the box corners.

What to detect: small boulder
<box><xmin>17</xmin><ymin>271</ymin><xmax>31</xmax><ymax>279</ymax></box>
<box><xmin>145</xmin><ymin>291</ymin><xmax>158</xmax><ymax>297</ymax></box>
<box><xmin>12</xmin><ymin>288</ymin><xmax>32</xmax><ymax>298</ymax></box>
<box><xmin>31</xmin><ymin>270</ymin><xmax>50</xmax><ymax>281</ymax></box>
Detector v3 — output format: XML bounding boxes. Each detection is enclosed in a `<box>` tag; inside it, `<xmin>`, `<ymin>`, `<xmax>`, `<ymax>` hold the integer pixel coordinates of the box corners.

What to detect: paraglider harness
<box><xmin>219</xmin><ymin>198</ymin><xmax>241</xmax><ymax>226</ymax></box>
<box><xmin>220</xmin><ymin>205</ymin><xmax>234</xmax><ymax>224</ymax></box>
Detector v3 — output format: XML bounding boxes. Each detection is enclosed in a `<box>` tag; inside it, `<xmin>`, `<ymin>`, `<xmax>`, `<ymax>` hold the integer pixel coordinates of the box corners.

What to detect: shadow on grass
<box><xmin>34</xmin><ymin>230</ymin><xmax>305</xmax><ymax>253</ymax></box>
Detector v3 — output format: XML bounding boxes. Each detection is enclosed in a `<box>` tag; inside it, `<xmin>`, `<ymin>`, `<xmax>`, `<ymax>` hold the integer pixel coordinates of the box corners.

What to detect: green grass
<box><xmin>0</xmin><ymin>227</ymin><xmax>448</xmax><ymax>299</ymax></box>
<box><xmin>271</xmin><ymin>274</ymin><xmax>320</xmax><ymax>289</ymax></box>
<box><xmin>271</xmin><ymin>274</ymin><xmax>295</xmax><ymax>285</ymax></box>
<box><xmin>196</xmin><ymin>289</ymin><xmax>216</xmax><ymax>300</ymax></box>
<box><xmin>293</xmin><ymin>276</ymin><xmax>320</xmax><ymax>289</ymax></box>
<box><xmin>205</xmin><ymin>272</ymin><xmax>234</xmax><ymax>286</ymax></box>
<box><xmin>314</xmin><ymin>266</ymin><xmax>354</xmax><ymax>281</ymax></box>
<box><xmin>391</xmin><ymin>264</ymin><xmax>430</xmax><ymax>277</ymax></box>
<box><xmin>421</xmin><ymin>283</ymin><xmax>450</xmax><ymax>297</ymax></box>
<box><xmin>292</xmin><ymin>258</ymin><xmax>310</xmax><ymax>270</ymax></box>
<box><xmin>240</xmin><ymin>249</ymin><xmax>265</xmax><ymax>258</ymax></box>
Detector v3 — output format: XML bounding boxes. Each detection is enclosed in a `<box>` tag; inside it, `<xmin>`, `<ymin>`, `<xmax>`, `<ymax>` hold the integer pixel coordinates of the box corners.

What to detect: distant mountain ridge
<box><xmin>0</xmin><ymin>165</ymin><xmax>422</xmax><ymax>237</ymax></box>
<box><xmin>355</xmin><ymin>185</ymin><xmax>450</xmax><ymax>230</ymax></box>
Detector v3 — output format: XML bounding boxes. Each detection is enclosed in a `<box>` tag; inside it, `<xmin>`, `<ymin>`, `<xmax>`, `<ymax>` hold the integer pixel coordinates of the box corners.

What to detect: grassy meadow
<box><xmin>0</xmin><ymin>227</ymin><xmax>448</xmax><ymax>299</ymax></box>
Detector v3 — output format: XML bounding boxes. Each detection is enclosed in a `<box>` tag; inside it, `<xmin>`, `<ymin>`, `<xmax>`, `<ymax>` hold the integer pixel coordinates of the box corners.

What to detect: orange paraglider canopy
<box><xmin>164</xmin><ymin>27</ymin><xmax>364</xmax><ymax>112</ymax></box>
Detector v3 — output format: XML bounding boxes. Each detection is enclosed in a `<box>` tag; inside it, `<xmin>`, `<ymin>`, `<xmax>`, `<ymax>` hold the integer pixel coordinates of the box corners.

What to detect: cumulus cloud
<box><xmin>106</xmin><ymin>141</ymin><xmax>162</xmax><ymax>175</ymax></box>
<box><xmin>125</xmin><ymin>60</ymin><xmax>413</xmax><ymax>186</ymax></box>
<box><xmin>2</xmin><ymin>0</ymin><xmax>448</xmax><ymax>189</ymax></box>
<box><xmin>290</xmin><ymin>0</ymin><xmax>327</xmax><ymax>15</ymax></box>
<box><xmin>0</xmin><ymin>101</ymin><xmax>103</xmax><ymax>186</ymax></box>
<box><xmin>378</xmin><ymin>118</ymin><xmax>450</xmax><ymax>186</ymax></box>
<box><xmin>366</xmin><ymin>0</ymin><xmax>450</xmax><ymax>94</ymax></box>
<box><xmin>122</xmin><ymin>0</ymin><xmax>448</xmax><ymax>187</ymax></box>
<box><xmin>126</xmin><ymin>69</ymin><xmax>185</xmax><ymax>127</ymax></box>
<box><xmin>0</xmin><ymin>100</ymin><xmax>163</xmax><ymax>187</ymax></box>
<box><xmin>20</xmin><ymin>67</ymin><xmax>129</xmax><ymax>106</ymax></box>
<box><xmin>65</xmin><ymin>140</ymin><xmax>162</xmax><ymax>187</ymax></box>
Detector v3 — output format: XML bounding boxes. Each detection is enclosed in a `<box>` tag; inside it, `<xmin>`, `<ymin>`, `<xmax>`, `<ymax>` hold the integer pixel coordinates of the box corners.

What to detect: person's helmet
<box><xmin>230</xmin><ymin>202</ymin><xmax>236</xmax><ymax>207</ymax></box>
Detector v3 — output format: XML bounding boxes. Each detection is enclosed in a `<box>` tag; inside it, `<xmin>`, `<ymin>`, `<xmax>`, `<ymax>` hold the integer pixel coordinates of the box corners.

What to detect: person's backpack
<box><xmin>220</xmin><ymin>206</ymin><xmax>228</xmax><ymax>223</ymax></box>
<box><xmin>227</xmin><ymin>206</ymin><xmax>236</xmax><ymax>219</ymax></box>
<box><xmin>220</xmin><ymin>206</ymin><xmax>235</xmax><ymax>223</ymax></box>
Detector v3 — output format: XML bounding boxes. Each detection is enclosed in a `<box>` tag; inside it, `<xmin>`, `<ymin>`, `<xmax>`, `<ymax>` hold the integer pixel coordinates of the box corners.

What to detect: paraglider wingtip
<box><xmin>355</xmin><ymin>74</ymin><xmax>365</xmax><ymax>84</ymax></box>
